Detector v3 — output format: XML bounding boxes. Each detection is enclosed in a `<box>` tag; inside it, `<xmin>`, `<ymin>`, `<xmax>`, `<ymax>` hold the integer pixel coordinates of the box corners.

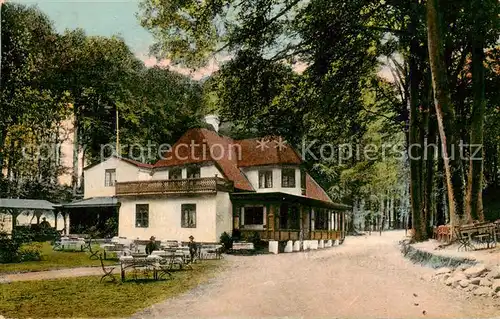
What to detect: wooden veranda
<box><xmin>230</xmin><ymin>192</ymin><xmax>350</xmax><ymax>242</ymax></box>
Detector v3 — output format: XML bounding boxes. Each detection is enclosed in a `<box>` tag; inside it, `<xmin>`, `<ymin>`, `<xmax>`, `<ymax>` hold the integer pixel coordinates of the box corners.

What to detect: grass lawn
<box><xmin>0</xmin><ymin>242</ymin><xmax>116</xmax><ymax>274</ymax></box>
<box><xmin>0</xmin><ymin>261</ymin><xmax>222</xmax><ymax>318</ymax></box>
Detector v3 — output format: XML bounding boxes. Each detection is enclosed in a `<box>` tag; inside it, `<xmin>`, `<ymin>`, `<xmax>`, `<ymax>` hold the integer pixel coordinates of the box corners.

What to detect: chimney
<box><xmin>204</xmin><ymin>114</ymin><xmax>220</xmax><ymax>132</ymax></box>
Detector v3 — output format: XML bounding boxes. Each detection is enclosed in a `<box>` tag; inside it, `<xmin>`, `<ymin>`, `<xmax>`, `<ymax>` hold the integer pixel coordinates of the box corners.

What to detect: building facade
<box><xmin>82</xmin><ymin>128</ymin><xmax>349</xmax><ymax>243</ymax></box>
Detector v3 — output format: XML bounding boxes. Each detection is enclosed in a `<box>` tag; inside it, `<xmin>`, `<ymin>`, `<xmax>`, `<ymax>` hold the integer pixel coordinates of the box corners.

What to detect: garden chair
<box><xmin>99</xmin><ymin>253</ymin><xmax>116</xmax><ymax>283</ymax></box>
<box><xmin>84</xmin><ymin>238</ymin><xmax>100</xmax><ymax>260</ymax></box>
<box><xmin>454</xmin><ymin>226</ymin><xmax>475</xmax><ymax>251</ymax></box>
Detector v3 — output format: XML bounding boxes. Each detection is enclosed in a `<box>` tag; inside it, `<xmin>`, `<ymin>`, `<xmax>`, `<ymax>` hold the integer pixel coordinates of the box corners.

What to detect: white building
<box><xmin>79</xmin><ymin>128</ymin><xmax>349</xmax><ymax>243</ymax></box>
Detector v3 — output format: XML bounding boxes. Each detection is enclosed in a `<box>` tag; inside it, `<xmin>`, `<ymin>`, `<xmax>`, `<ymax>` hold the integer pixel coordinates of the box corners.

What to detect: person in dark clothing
<box><xmin>188</xmin><ymin>235</ymin><xmax>197</xmax><ymax>263</ymax></box>
<box><xmin>40</xmin><ymin>217</ymin><xmax>51</xmax><ymax>228</ymax></box>
<box><xmin>145</xmin><ymin>236</ymin><xmax>159</xmax><ymax>255</ymax></box>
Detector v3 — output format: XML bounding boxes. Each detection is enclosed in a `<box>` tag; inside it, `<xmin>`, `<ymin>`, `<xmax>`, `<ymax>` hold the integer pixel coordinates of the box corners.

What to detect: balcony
<box><xmin>116</xmin><ymin>177</ymin><xmax>234</xmax><ymax>196</ymax></box>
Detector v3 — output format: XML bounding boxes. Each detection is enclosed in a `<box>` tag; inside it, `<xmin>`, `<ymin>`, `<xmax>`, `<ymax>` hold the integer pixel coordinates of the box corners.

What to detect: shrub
<box><xmin>19</xmin><ymin>242</ymin><xmax>43</xmax><ymax>262</ymax></box>
<box><xmin>0</xmin><ymin>230</ymin><xmax>43</xmax><ymax>263</ymax></box>
<box><xmin>219</xmin><ymin>232</ymin><xmax>233</xmax><ymax>251</ymax></box>
<box><xmin>0</xmin><ymin>232</ymin><xmax>22</xmax><ymax>263</ymax></box>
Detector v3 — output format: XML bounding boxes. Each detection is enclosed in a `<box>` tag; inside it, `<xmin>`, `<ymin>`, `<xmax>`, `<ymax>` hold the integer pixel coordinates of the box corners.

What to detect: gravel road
<box><xmin>133</xmin><ymin>231</ymin><xmax>500</xmax><ymax>318</ymax></box>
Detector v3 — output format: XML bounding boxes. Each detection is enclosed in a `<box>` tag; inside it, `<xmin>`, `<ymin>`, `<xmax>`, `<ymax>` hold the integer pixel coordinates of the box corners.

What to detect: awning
<box><xmin>0</xmin><ymin>198</ymin><xmax>56</xmax><ymax>210</ymax></box>
<box><xmin>230</xmin><ymin>192</ymin><xmax>351</xmax><ymax>210</ymax></box>
<box><xmin>62</xmin><ymin>197</ymin><xmax>119</xmax><ymax>209</ymax></box>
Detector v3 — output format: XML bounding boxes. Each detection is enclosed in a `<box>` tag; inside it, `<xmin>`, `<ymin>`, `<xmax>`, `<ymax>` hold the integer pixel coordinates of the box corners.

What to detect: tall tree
<box><xmin>426</xmin><ymin>0</ymin><xmax>465</xmax><ymax>230</ymax></box>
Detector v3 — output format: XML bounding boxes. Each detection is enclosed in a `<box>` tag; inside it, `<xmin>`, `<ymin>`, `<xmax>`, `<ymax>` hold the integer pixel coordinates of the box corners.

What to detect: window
<box><xmin>181</xmin><ymin>204</ymin><xmax>196</xmax><ymax>228</ymax></box>
<box><xmin>169</xmin><ymin>167</ymin><xmax>182</xmax><ymax>180</ymax></box>
<box><xmin>135</xmin><ymin>204</ymin><xmax>149</xmax><ymax>228</ymax></box>
<box><xmin>282</xmin><ymin>168</ymin><xmax>296</xmax><ymax>188</ymax></box>
<box><xmin>300</xmin><ymin>169</ymin><xmax>306</xmax><ymax>195</ymax></box>
<box><xmin>258</xmin><ymin>170</ymin><xmax>273</xmax><ymax>188</ymax></box>
<box><xmin>187</xmin><ymin>166</ymin><xmax>200</xmax><ymax>179</ymax></box>
<box><xmin>105</xmin><ymin>169</ymin><xmax>116</xmax><ymax>187</ymax></box>
<box><xmin>279</xmin><ymin>205</ymin><xmax>300</xmax><ymax>229</ymax></box>
<box><xmin>243</xmin><ymin>206</ymin><xmax>264</xmax><ymax>225</ymax></box>
<box><xmin>315</xmin><ymin>209</ymin><xmax>328</xmax><ymax>230</ymax></box>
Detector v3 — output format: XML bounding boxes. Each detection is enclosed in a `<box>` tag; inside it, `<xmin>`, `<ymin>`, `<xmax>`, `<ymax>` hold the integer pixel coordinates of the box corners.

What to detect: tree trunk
<box><xmin>408</xmin><ymin>13</ymin><xmax>426</xmax><ymax>241</ymax></box>
<box><xmin>465</xmin><ymin>33</ymin><xmax>486</xmax><ymax>222</ymax></box>
<box><xmin>436</xmin><ymin>141</ymin><xmax>446</xmax><ymax>225</ymax></box>
<box><xmin>427</xmin><ymin>0</ymin><xmax>465</xmax><ymax>233</ymax></box>
<box><xmin>72</xmin><ymin>110</ymin><xmax>79</xmax><ymax>196</ymax></box>
<box><xmin>0</xmin><ymin>127</ymin><xmax>7</xmax><ymax>177</ymax></box>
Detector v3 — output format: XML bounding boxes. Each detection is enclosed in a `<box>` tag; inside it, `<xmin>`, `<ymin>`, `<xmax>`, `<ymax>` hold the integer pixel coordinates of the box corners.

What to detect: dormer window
<box><xmin>259</xmin><ymin>170</ymin><xmax>273</xmax><ymax>188</ymax></box>
<box><xmin>169</xmin><ymin>167</ymin><xmax>182</xmax><ymax>180</ymax></box>
<box><xmin>105</xmin><ymin>169</ymin><xmax>116</xmax><ymax>187</ymax></box>
<box><xmin>187</xmin><ymin>166</ymin><xmax>200</xmax><ymax>179</ymax></box>
<box><xmin>282</xmin><ymin>168</ymin><xmax>296</xmax><ymax>188</ymax></box>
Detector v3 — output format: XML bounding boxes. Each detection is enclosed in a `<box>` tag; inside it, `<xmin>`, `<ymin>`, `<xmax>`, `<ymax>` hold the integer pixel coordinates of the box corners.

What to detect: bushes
<box><xmin>19</xmin><ymin>242</ymin><xmax>43</xmax><ymax>262</ymax></box>
<box><xmin>0</xmin><ymin>232</ymin><xmax>22</xmax><ymax>263</ymax></box>
<box><xmin>0</xmin><ymin>231</ymin><xmax>43</xmax><ymax>263</ymax></box>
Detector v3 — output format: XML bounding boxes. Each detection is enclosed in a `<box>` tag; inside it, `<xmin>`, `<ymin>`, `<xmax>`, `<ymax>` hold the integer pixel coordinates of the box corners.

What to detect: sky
<box><xmin>10</xmin><ymin>0</ymin><xmax>218</xmax><ymax>79</ymax></box>
<box><xmin>6</xmin><ymin>0</ymin><xmax>392</xmax><ymax>81</ymax></box>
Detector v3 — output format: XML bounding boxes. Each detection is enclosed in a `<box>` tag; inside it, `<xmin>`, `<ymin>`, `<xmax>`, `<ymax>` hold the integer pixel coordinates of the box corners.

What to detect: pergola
<box><xmin>0</xmin><ymin>198</ymin><xmax>66</xmax><ymax>234</ymax></box>
<box><xmin>62</xmin><ymin>197</ymin><xmax>119</xmax><ymax>234</ymax></box>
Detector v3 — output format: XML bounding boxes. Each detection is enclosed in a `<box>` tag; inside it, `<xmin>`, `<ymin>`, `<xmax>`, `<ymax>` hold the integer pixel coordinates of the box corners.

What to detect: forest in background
<box><xmin>2</xmin><ymin>1</ymin><xmax>500</xmax><ymax>241</ymax></box>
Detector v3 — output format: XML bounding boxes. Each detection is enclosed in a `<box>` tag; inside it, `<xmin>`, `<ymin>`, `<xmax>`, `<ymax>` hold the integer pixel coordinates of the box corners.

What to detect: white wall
<box><xmin>84</xmin><ymin>157</ymin><xmax>153</xmax><ymax>198</ymax></box>
<box><xmin>118</xmin><ymin>195</ymin><xmax>218</xmax><ymax>242</ymax></box>
<box><xmin>138</xmin><ymin>170</ymin><xmax>152</xmax><ymax>181</ymax></box>
<box><xmin>84</xmin><ymin>157</ymin><xmax>119</xmax><ymax>198</ymax></box>
<box><xmin>201</xmin><ymin>165</ymin><xmax>223</xmax><ymax>178</ymax></box>
<box><xmin>215</xmin><ymin>192</ymin><xmax>232</xmax><ymax>239</ymax></box>
<box><xmin>151</xmin><ymin>169</ymin><xmax>169</xmax><ymax>180</ymax></box>
<box><xmin>242</xmin><ymin>166</ymin><xmax>302</xmax><ymax>196</ymax></box>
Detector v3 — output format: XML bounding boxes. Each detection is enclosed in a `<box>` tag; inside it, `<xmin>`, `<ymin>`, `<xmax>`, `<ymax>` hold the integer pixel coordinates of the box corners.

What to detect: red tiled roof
<box><xmin>154</xmin><ymin>129</ymin><xmax>254</xmax><ymax>191</ymax></box>
<box><xmin>153</xmin><ymin>128</ymin><xmax>331</xmax><ymax>201</ymax></box>
<box><xmin>235</xmin><ymin>138</ymin><xmax>302</xmax><ymax>167</ymax></box>
<box><xmin>119</xmin><ymin>157</ymin><xmax>154</xmax><ymax>169</ymax></box>
<box><xmin>83</xmin><ymin>155</ymin><xmax>153</xmax><ymax>170</ymax></box>
<box><xmin>305</xmin><ymin>174</ymin><xmax>333</xmax><ymax>203</ymax></box>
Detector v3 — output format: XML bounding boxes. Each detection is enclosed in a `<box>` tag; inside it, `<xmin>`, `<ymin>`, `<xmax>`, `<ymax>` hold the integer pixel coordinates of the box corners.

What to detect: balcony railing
<box><xmin>116</xmin><ymin>177</ymin><xmax>234</xmax><ymax>196</ymax></box>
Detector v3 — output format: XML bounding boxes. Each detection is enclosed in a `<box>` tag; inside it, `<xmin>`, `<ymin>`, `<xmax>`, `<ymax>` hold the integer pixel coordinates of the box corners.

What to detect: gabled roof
<box><xmin>305</xmin><ymin>174</ymin><xmax>333</xmax><ymax>203</ymax></box>
<box><xmin>152</xmin><ymin>128</ymin><xmax>334</xmax><ymax>202</ymax></box>
<box><xmin>83</xmin><ymin>155</ymin><xmax>153</xmax><ymax>171</ymax></box>
<box><xmin>119</xmin><ymin>157</ymin><xmax>153</xmax><ymax>169</ymax></box>
<box><xmin>0</xmin><ymin>199</ymin><xmax>56</xmax><ymax>210</ymax></box>
<box><xmin>235</xmin><ymin>138</ymin><xmax>302</xmax><ymax>167</ymax></box>
<box><xmin>154</xmin><ymin>129</ymin><xmax>254</xmax><ymax>191</ymax></box>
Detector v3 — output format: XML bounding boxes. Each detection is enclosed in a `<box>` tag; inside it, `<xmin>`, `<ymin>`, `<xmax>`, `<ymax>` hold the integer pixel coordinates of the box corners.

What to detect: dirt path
<box><xmin>0</xmin><ymin>266</ymin><xmax>103</xmax><ymax>283</ymax></box>
<box><xmin>133</xmin><ymin>231</ymin><xmax>500</xmax><ymax>319</ymax></box>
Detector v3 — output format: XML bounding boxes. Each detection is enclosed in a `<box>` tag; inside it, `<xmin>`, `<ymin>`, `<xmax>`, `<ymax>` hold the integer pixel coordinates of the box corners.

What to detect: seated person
<box><xmin>145</xmin><ymin>236</ymin><xmax>159</xmax><ymax>255</ymax></box>
<box><xmin>40</xmin><ymin>217</ymin><xmax>51</xmax><ymax>228</ymax></box>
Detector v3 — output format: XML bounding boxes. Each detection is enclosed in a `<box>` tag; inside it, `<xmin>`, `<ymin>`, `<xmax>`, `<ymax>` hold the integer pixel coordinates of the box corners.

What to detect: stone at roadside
<box><xmin>466</xmin><ymin>285</ymin><xmax>478</xmax><ymax>292</ymax></box>
<box><xmin>459</xmin><ymin>279</ymin><xmax>470</xmax><ymax>288</ymax></box>
<box><xmin>459</xmin><ymin>264</ymin><xmax>469</xmax><ymax>271</ymax></box>
<box><xmin>479</xmin><ymin>278</ymin><xmax>492</xmax><ymax>287</ymax></box>
<box><xmin>464</xmin><ymin>264</ymin><xmax>487</xmax><ymax>278</ymax></box>
<box><xmin>492</xmin><ymin>279</ymin><xmax>500</xmax><ymax>293</ymax></box>
<box><xmin>435</xmin><ymin>267</ymin><xmax>452</xmax><ymax>276</ymax></box>
<box><xmin>486</xmin><ymin>267</ymin><xmax>500</xmax><ymax>280</ymax></box>
<box><xmin>473</xmin><ymin>287</ymin><xmax>491</xmax><ymax>296</ymax></box>
<box><xmin>446</xmin><ymin>273</ymin><xmax>467</xmax><ymax>287</ymax></box>
<box><xmin>470</xmin><ymin>278</ymin><xmax>481</xmax><ymax>285</ymax></box>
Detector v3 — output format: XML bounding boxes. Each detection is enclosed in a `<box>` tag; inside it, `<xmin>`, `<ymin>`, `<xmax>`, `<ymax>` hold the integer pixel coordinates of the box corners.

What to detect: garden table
<box><xmin>55</xmin><ymin>238</ymin><xmax>85</xmax><ymax>251</ymax></box>
<box><xmin>119</xmin><ymin>255</ymin><xmax>171</xmax><ymax>282</ymax></box>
